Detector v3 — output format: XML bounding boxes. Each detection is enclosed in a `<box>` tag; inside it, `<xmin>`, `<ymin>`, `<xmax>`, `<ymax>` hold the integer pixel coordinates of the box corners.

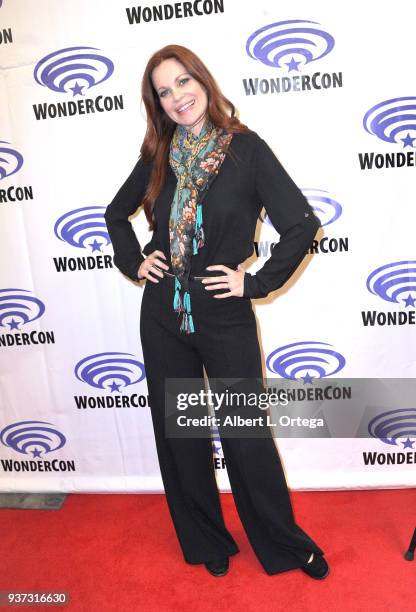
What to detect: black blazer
<box><xmin>104</xmin><ymin>130</ymin><xmax>320</xmax><ymax>298</ymax></box>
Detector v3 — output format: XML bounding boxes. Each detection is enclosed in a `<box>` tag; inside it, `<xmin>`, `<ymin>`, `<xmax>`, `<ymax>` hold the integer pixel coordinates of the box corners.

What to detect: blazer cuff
<box><xmin>243</xmin><ymin>272</ymin><xmax>269</xmax><ymax>299</ymax></box>
<box><xmin>116</xmin><ymin>254</ymin><xmax>145</xmax><ymax>282</ymax></box>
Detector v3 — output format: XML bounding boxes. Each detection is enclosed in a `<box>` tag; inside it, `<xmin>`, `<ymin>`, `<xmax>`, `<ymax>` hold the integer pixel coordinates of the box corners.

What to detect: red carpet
<box><xmin>0</xmin><ymin>489</ymin><xmax>414</xmax><ymax>611</ymax></box>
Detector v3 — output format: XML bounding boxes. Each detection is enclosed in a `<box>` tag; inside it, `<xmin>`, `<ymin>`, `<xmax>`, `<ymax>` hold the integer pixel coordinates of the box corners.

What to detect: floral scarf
<box><xmin>169</xmin><ymin>118</ymin><xmax>232</xmax><ymax>333</ymax></box>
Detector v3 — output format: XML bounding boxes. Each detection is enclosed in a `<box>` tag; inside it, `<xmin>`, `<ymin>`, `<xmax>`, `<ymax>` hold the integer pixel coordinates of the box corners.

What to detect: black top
<box><xmin>104</xmin><ymin>130</ymin><xmax>321</xmax><ymax>299</ymax></box>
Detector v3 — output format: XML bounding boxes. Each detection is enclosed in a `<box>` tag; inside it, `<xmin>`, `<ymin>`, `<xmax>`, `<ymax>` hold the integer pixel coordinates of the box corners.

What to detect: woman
<box><xmin>104</xmin><ymin>44</ymin><xmax>328</xmax><ymax>579</ymax></box>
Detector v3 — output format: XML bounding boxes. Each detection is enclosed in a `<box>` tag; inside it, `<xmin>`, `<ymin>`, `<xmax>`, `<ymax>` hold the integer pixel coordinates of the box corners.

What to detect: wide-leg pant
<box><xmin>139</xmin><ymin>272</ymin><xmax>324</xmax><ymax>575</ymax></box>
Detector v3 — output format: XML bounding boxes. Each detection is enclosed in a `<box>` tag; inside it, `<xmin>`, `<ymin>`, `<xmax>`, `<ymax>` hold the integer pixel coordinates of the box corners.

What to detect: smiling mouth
<box><xmin>177</xmin><ymin>99</ymin><xmax>195</xmax><ymax>113</ymax></box>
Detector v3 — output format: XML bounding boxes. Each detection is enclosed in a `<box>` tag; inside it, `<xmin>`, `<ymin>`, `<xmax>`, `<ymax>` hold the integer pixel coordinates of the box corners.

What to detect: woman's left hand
<box><xmin>202</xmin><ymin>264</ymin><xmax>245</xmax><ymax>298</ymax></box>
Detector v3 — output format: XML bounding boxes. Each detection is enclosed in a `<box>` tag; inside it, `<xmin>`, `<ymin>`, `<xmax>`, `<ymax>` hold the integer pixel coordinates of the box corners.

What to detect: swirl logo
<box><xmin>75</xmin><ymin>352</ymin><xmax>146</xmax><ymax>392</ymax></box>
<box><xmin>0</xmin><ymin>420</ymin><xmax>66</xmax><ymax>458</ymax></box>
<box><xmin>34</xmin><ymin>46</ymin><xmax>114</xmax><ymax>97</ymax></box>
<box><xmin>266</xmin><ymin>341</ymin><xmax>345</xmax><ymax>382</ymax></box>
<box><xmin>211</xmin><ymin>422</ymin><xmax>223</xmax><ymax>457</ymax></box>
<box><xmin>246</xmin><ymin>19</ymin><xmax>335</xmax><ymax>72</ymax></box>
<box><xmin>0</xmin><ymin>288</ymin><xmax>45</xmax><ymax>331</ymax></box>
<box><xmin>260</xmin><ymin>210</ymin><xmax>276</xmax><ymax>227</ymax></box>
<box><xmin>54</xmin><ymin>206</ymin><xmax>111</xmax><ymax>252</ymax></box>
<box><xmin>301</xmin><ymin>189</ymin><xmax>342</xmax><ymax>226</ymax></box>
<box><xmin>368</xmin><ymin>409</ymin><xmax>416</xmax><ymax>448</ymax></box>
<box><xmin>0</xmin><ymin>141</ymin><xmax>24</xmax><ymax>180</ymax></box>
<box><xmin>261</xmin><ymin>188</ymin><xmax>341</xmax><ymax>227</ymax></box>
<box><xmin>363</xmin><ymin>97</ymin><xmax>416</xmax><ymax>149</ymax></box>
<box><xmin>366</xmin><ymin>261</ymin><xmax>416</xmax><ymax>308</ymax></box>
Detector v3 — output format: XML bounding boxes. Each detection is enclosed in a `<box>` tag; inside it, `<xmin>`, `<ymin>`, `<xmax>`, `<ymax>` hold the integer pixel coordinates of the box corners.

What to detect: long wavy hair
<box><xmin>140</xmin><ymin>44</ymin><xmax>250</xmax><ymax>229</ymax></box>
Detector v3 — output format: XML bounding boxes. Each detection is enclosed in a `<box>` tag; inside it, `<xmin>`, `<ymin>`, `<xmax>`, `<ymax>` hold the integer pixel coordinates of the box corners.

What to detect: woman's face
<box><xmin>151</xmin><ymin>58</ymin><xmax>208</xmax><ymax>134</ymax></box>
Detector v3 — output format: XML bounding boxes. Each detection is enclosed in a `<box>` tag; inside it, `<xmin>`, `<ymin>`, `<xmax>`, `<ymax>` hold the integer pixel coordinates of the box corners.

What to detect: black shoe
<box><xmin>301</xmin><ymin>553</ymin><xmax>329</xmax><ymax>579</ymax></box>
<box><xmin>205</xmin><ymin>557</ymin><xmax>229</xmax><ymax>577</ymax></box>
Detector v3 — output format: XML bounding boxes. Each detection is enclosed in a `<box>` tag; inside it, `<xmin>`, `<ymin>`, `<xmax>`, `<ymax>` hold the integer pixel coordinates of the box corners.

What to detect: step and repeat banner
<box><xmin>0</xmin><ymin>0</ymin><xmax>415</xmax><ymax>492</ymax></box>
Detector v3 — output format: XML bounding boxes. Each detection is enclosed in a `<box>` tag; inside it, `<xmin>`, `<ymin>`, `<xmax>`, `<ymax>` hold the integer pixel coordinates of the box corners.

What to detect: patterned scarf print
<box><xmin>169</xmin><ymin>118</ymin><xmax>233</xmax><ymax>334</ymax></box>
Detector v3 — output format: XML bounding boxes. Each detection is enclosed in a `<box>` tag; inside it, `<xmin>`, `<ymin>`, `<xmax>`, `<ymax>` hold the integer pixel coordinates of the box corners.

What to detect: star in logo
<box><xmin>212</xmin><ymin>441</ymin><xmax>223</xmax><ymax>456</ymax></box>
<box><xmin>302</xmin><ymin>372</ymin><xmax>314</xmax><ymax>384</ymax></box>
<box><xmin>89</xmin><ymin>239</ymin><xmax>104</xmax><ymax>253</ymax></box>
<box><xmin>31</xmin><ymin>448</ymin><xmax>42</xmax><ymax>458</ymax></box>
<box><xmin>109</xmin><ymin>380</ymin><xmax>121</xmax><ymax>393</ymax></box>
<box><xmin>70</xmin><ymin>81</ymin><xmax>84</xmax><ymax>97</ymax></box>
<box><xmin>286</xmin><ymin>57</ymin><xmax>301</xmax><ymax>72</ymax></box>
<box><xmin>402</xmin><ymin>438</ymin><xmax>415</xmax><ymax>449</ymax></box>
<box><xmin>8</xmin><ymin>318</ymin><xmax>20</xmax><ymax>330</ymax></box>
<box><xmin>403</xmin><ymin>293</ymin><xmax>416</xmax><ymax>308</ymax></box>
<box><xmin>401</xmin><ymin>133</ymin><xmax>415</xmax><ymax>148</ymax></box>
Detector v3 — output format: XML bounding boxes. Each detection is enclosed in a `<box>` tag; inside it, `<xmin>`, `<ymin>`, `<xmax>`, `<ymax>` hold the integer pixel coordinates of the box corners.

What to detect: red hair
<box><xmin>140</xmin><ymin>44</ymin><xmax>250</xmax><ymax>229</ymax></box>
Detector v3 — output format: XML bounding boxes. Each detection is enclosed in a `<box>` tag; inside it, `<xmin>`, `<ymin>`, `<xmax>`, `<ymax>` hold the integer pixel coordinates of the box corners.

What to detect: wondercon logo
<box><xmin>363</xmin><ymin>97</ymin><xmax>416</xmax><ymax>149</ymax></box>
<box><xmin>266</xmin><ymin>341</ymin><xmax>346</xmax><ymax>382</ymax></box>
<box><xmin>75</xmin><ymin>352</ymin><xmax>146</xmax><ymax>392</ymax></box>
<box><xmin>54</xmin><ymin>206</ymin><xmax>111</xmax><ymax>252</ymax></box>
<box><xmin>368</xmin><ymin>409</ymin><xmax>416</xmax><ymax>449</ymax></box>
<box><xmin>0</xmin><ymin>420</ymin><xmax>66</xmax><ymax>458</ymax></box>
<box><xmin>0</xmin><ymin>141</ymin><xmax>23</xmax><ymax>180</ymax></box>
<box><xmin>246</xmin><ymin>19</ymin><xmax>335</xmax><ymax>72</ymax></box>
<box><xmin>0</xmin><ymin>289</ymin><xmax>45</xmax><ymax>331</ymax></box>
<box><xmin>262</xmin><ymin>188</ymin><xmax>342</xmax><ymax>228</ymax></box>
<box><xmin>366</xmin><ymin>261</ymin><xmax>416</xmax><ymax>308</ymax></box>
<box><xmin>211</xmin><ymin>422</ymin><xmax>223</xmax><ymax>457</ymax></box>
<box><xmin>34</xmin><ymin>46</ymin><xmax>114</xmax><ymax>97</ymax></box>
<box><xmin>301</xmin><ymin>189</ymin><xmax>342</xmax><ymax>226</ymax></box>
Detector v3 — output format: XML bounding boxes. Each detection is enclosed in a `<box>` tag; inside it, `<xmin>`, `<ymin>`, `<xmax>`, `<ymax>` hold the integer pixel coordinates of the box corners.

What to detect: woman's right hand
<box><xmin>137</xmin><ymin>250</ymin><xmax>169</xmax><ymax>282</ymax></box>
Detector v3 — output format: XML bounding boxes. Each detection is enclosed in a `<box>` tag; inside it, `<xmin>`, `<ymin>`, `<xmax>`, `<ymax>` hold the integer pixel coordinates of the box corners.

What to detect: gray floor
<box><xmin>0</xmin><ymin>493</ymin><xmax>67</xmax><ymax>509</ymax></box>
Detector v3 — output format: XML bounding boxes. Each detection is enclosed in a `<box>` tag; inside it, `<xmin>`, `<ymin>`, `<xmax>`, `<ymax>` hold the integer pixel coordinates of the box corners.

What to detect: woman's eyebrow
<box><xmin>157</xmin><ymin>73</ymin><xmax>189</xmax><ymax>92</ymax></box>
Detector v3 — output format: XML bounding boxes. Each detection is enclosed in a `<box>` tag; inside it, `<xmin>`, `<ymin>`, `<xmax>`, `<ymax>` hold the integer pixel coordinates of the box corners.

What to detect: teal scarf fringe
<box><xmin>173</xmin><ymin>277</ymin><xmax>195</xmax><ymax>334</ymax></box>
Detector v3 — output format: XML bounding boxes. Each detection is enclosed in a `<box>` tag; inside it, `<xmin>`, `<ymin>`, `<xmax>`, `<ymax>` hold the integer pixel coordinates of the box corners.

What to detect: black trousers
<box><xmin>139</xmin><ymin>272</ymin><xmax>324</xmax><ymax>575</ymax></box>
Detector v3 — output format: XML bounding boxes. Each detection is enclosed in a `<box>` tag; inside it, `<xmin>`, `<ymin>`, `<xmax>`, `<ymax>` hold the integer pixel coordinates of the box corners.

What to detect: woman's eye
<box><xmin>179</xmin><ymin>78</ymin><xmax>189</xmax><ymax>86</ymax></box>
<box><xmin>159</xmin><ymin>90</ymin><xmax>168</xmax><ymax>98</ymax></box>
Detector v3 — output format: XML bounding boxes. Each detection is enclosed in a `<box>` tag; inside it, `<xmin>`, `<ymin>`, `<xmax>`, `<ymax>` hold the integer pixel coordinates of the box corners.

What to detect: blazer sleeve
<box><xmin>104</xmin><ymin>157</ymin><xmax>152</xmax><ymax>281</ymax></box>
<box><xmin>243</xmin><ymin>135</ymin><xmax>321</xmax><ymax>298</ymax></box>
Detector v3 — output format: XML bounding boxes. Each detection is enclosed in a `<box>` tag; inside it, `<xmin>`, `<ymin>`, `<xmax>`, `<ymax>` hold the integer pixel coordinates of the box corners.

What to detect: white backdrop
<box><xmin>1</xmin><ymin>0</ymin><xmax>415</xmax><ymax>492</ymax></box>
